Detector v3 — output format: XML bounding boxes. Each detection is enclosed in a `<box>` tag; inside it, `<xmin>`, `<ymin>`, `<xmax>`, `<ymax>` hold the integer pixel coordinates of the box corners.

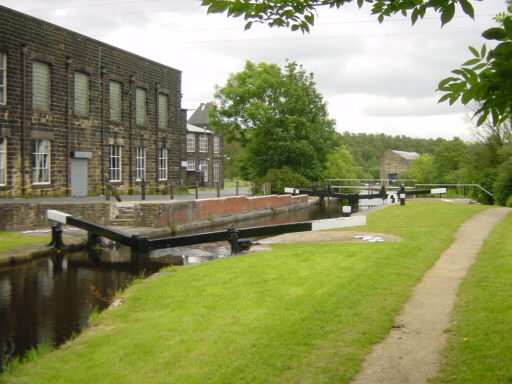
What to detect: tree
<box><xmin>406</xmin><ymin>153</ymin><xmax>436</xmax><ymax>183</ymax></box>
<box><xmin>200</xmin><ymin>0</ymin><xmax>476</xmax><ymax>32</ymax></box>
<box><xmin>322</xmin><ymin>148</ymin><xmax>362</xmax><ymax>180</ymax></box>
<box><xmin>210</xmin><ymin>60</ymin><xmax>336</xmax><ymax>180</ymax></box>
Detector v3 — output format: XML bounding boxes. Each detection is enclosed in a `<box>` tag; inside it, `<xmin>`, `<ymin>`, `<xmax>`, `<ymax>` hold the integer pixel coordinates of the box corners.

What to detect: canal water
<box><xmin>0</xmin><ymin>201</ymin><xmax>345</xmax><ymax>371</ymax></box>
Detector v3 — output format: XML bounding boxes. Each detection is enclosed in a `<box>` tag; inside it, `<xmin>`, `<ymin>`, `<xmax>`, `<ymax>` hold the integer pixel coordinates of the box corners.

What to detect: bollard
<box><xmin>195</xmin><ymin>182</ymin><xmax>199</xmax><ymax>199</ymax></box>
<box><xmin>227</xmin><ymin>225</ymin><xmax>240</xmax><ymax>255</ymax></box>
<box><xmin>169</xmin><ymin>182</ymin><xmax>174</xmax><ymax>200</ymax></box>
<box><xmin>380</xmin><ymin>185</ymin><xmax>386</xmax><ymax>203</ymax></box>
<box><xmin>141</xmin><ymin>178</ymin><xmax>146</xmax><ymax>201</ymax></box>
<box><xmin>235</xmin><ymin>180</ymin><xmax>239</xmax><ymax>196</ymax></box>
<box><xmin>217</xmin><ymin>183</ymin><xmax>220</xmax><ymax>198</ymax></box>
<box><xmin>399</xmin><ymin>184</ymin><xmax>406</xmax><ymax>206</ymax></box>
<box><xmin>48</xmin><ymin>222</ymin><xmax>65</xmax><ymax>249</ymax></box>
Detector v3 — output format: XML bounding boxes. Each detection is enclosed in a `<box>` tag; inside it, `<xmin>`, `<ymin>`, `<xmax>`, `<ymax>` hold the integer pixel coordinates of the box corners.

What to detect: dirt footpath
<box><xmin>349</xmin><ymin>207</ymin><xmax>511</xmax><ymax>384</ymax></box>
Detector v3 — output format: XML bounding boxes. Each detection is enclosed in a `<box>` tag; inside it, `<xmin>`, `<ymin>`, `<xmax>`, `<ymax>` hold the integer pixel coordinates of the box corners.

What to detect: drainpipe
<box><xmin>100</xmin><ymin>67</ymin><xmax>106</xmax><ymax>191</ymax></box>
<box><xmin>155</xmin><ymin>82</ymin><xmax>160</xmax><ymax>188</ymax></box>
<box><xmin>129</xmin><ymin>75</ymin><xmax>135</xmax><ymax>192</ymax></box>
<box><xmin>66</xmin><ymin>57</ymin><xmax>72</xmax><ymax>196</ymax></box>
<box><xmin>21</xmin><ymin>45</ymin><xmax>27</xmax><ymax>195</ymax></box>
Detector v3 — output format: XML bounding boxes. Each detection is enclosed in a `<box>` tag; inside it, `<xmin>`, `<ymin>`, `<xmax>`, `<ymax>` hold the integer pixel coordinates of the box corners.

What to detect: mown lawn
<box><xmin>0</xmin><ymin>232</ymin><xmax>50</xmax><ymax>253</ymax></box>
<box><xmin>432</xmin><ymin>209</ymin><xmax>512</xmax><ymax>384</ymax></box>
<box><xmin>2</xmin><ymin>202</ymin><xmax>487</xmax><ymax>384</ymax></box>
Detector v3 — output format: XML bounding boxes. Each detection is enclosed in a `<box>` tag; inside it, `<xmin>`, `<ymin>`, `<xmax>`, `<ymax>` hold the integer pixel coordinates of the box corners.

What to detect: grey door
<box><xmin>70</xmin><ymin>158</ymin><xmax>88</xmax><ymax>197</ymax></box>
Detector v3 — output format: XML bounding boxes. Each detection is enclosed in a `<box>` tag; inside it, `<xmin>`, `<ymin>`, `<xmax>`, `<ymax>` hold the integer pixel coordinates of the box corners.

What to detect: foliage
<box><xmin>3</xmin><ymin>203</ymin><xmax>486</xmax><ymax>384</ymax></box>
<box><xmin>322</xmin><ymin>147</ymin><xmax>362</xmax><ymax>180</ymax></box>
<box><xmin>210</xmin><ymin>60</ymin><xmax>336</xmax><ymax>180</ymax></box>
<box><xmin>493</xmin><ymin>156</ymin><xmax>512</xmax><ymax>206</ymax></box>
<box><xmin>255</xmin><ymin>166</ymin><xmax>309</xmax><ymax>194</ymax></box>
<box><xmin>438</xmin><ymin>4</ymin><xmax>512</xmax><ymax>127</ymax></box>
<box><xmin>432</xmin><ymin>137</ymin><xmax>472</xmax><ymax>182</ymax></box>
<box><xmin>406</xmin><ymin>153</ymin><xmax>436</xmax><ymax>183</ymax></box>
<box><xmin>201</xmin><ymin>0</ymin><xmax>476</xmax><ymax>32</ymax></box>
<box><xmin>433</xmin><ymin>213</ymin><xmax>512</xmax><ymax>383</ymax></box>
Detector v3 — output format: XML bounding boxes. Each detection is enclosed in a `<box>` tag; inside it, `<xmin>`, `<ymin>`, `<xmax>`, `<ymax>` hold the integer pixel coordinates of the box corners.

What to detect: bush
<box><xmin>506</xmin><ymin>195</ymin><xmax>512</xmax><ymax>208</ymax></box>
<box><xmin>493</xmin><ymin>159</ymin><xmax>512</xmax><ymax>206</ymax></box>
<box><xmin>256</xmin><ymin>167</ymin><xmax>309</xmax><ymax>194</ymax></box>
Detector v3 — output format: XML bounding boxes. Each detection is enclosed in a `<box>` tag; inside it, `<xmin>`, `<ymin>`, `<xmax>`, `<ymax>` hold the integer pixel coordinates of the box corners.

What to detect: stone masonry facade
<box><xmin>0</xmin><ymin>5</ymin><xmax>186</xmax><ymax>197</ymax></box>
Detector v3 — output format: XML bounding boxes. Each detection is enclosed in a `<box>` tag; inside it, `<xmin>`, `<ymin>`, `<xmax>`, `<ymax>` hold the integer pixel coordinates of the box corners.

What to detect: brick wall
<box><xmin>0</xmin><ymin>5</ymin><xmax>185</xmax><ymax>197</ymax></box>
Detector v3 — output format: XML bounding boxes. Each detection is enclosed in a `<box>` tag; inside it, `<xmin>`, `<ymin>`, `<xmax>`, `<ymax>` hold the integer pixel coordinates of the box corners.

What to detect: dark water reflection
<box><xmin>0</xmin><ymin>201</ymin><xmax>344</xmax><ymax>371</ymax></box>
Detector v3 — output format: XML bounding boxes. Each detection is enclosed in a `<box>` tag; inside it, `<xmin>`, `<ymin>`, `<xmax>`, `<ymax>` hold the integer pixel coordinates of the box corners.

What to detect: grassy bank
<box><xmin>432</xmin><ymin>210</ymin><xmax>512</xmax><ymax>383</ymax></box>
<box><xmin>0</xmin><ymin>232</ymin><xmax>50</xmax><ymax>253</ymax></box>
<box><xmin>2</xmin><ymin>202</ymin><xmax>487</xmax><ymax>384</ymax></box>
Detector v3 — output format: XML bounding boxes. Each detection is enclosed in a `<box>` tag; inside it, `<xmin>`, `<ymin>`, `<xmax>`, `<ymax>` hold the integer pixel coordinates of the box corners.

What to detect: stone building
<box><xmin>379</xmin><ymin>150</ymin><xmax>420</xmax><ymax>184</ymax></box>
<box><xmin>0</xmin><ymin>5</ymin><xmax>185</xmax><ymax>197</ymax></box>
<box><xmin>185</xmin><ymin>103</ymin><xmax>224</xmax><ymax>187</ymax></box>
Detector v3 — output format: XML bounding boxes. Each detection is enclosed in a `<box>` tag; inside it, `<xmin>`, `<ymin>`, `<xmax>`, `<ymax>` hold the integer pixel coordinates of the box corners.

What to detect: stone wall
<box><xmin>0</xmin><ymin>195</ymin><xmax>310</xmax><ymax>231</ymax></box>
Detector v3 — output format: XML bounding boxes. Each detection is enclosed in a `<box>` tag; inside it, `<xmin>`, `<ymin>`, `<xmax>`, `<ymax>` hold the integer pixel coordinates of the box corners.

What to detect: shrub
<box><xmin>256</xmin><ymin>167</ymin><xmax>309</xmax><ymax>194</ymax></box>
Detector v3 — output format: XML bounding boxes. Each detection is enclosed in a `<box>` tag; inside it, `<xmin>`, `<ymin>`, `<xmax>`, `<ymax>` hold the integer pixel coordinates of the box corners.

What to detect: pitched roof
<box><xmin>391</xmin><ymin>150</ymin><xmax>420</xmax><ymax>160</ymax></box>
<box><xmin>188</xmin><ymin>102</ymin><xmax>212</xmax><ymax>127</ymax></box>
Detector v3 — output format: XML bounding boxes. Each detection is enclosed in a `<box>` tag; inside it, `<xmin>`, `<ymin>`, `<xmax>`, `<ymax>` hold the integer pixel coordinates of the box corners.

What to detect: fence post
<box><xmin>105</xmin><ymin>182</ymin><xmax>110</xmax><ymax>201</ymax></box>
<box><xmin>141</xmin><ymin>178</ymin><xmax>146</xmax><ymax>201</ymax></box>
<box><xmin>217</xmin><ymin>182</ymin><xmax>220</xmax><ymax>198</ymax></box>
<box><xmin>252</xmin><ymin>182</ymin><xmax>256</xmax><ymax>196</ymax></box>
<box><xmin>169</xmin><ymin>182</ymin><xmax>174</xmax><ymax>200</ymax></box>
<box><xmin>235</xmin><ymin>180</ymin><xmax>239</xmax><ymax>196</ymax></box>
<box><xmin>195</xmin><ymin>181</ymin><xmax>199</xmax><ymax>200</ymax></box>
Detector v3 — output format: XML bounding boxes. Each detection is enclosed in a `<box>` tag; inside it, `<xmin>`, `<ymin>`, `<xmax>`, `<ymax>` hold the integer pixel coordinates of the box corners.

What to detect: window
<box><xmin>110</xmin><ymin>81</ymin><xmax>121</xmax><ymax>121</ymax></box>
<box><xmin>0</xmin><ymin>138</ymin><xmax>6</xmax><ymax>185</ymax></box>
<box><xmin>33</xmin><ymin>139</ymin><xmax>50</xmax><ymax>184</ymax></box>
<box><xmin>199</xmin><ymin>160</ymin><xmax>208</xmax><ymax>183</ymax></box>
<box><xmin>158</xmin><ymin>93</ymin><xmax>168</xmax><ymax>128</ymax></box>
<box><xmin>213</xmin><ymin>160</ymin><xmax>220</xmax><ymax>183</ymax></box>
<box><xmin>213</xmin><ymin>136</ymin><xmax>220</xmax><ymax>154</ymax></box>
<box><xmin>199</xmin><ymin>134</ymin><xmax>208</xmax><ymax>153</ymax></box>
<box><xmin>135</xmin><ymin>147</ymin><xmax>145</xmax><ymax>181</ymax></box>
<box><xmin>0</xmin><ymin>53</ymin><xmax>6</xmax><ymax>105</ymax></box>
<box><xmin>187</xmin><ymin>134</ymin><xmax>195</xmax><ymax>152</ymax></box>
<box><xmin>158</xmin><ymin>148</ymin><xmax>168</xmax><ymax>181</ymax></box>
<box><xmin>74</xmin><ymin>72</ymin><xmax>89</xmax><ymax>116</ymax></box>
<box><xmin>187</xmin><ymin>159</ymin><xmax>195</xmax><ymax>171</ymax></box>
<box><xmin>109</xmin><ymin>145</ymin><xmax>121</xmax><ymax>182</ymax></box>
<box><xmin>136</xmin><ymin>87</ymin><xmax>146</xmax><ymax>124</ymax></box>
<box><xmin>33</xmin><ymin>61</ymin><xmax>50</xmax><ymax>110</ymax></box>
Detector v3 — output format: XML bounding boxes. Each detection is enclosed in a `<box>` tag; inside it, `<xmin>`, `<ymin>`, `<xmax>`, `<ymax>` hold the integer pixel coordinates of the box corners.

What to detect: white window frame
<box><xmin>213</xmin><ymin>136</ymin><xmax>220</xmax><ymax>154</ymax></box>
<box><xmin>0</xmin><ymin>53</ymin><xmax>6</xmax><ymax>105</ymax></box>
<box><xmin>187</xmin><ymin>159</ymin><xmax>195</xmax><ymax>171</ymax></box>
<box><xmin>213</xmin><ymin>160</ymin><xmax>220</xmax><ymax>183</ymax></box>
<box><xmin>158</xmin><ymin>93</ymin><xmax>168</xmax><ymax>128</ymax></box>
<box><xmin>136</xmin><ymin>87</ymin><xmax>146</xmax><ymax>125</ymax></box>
<box><xmin>199</xmin><ymin>159</ymin><xmax>208</xmax><ymax>183</ymax></box>
<box><xmin>109</xmin><ymin>81</ymin><xmax>121</xmax><ymax>121</ymax></box>
<box><xmin>187</xmin><ymin>134</ymin><xmax>195</xmax><ymax>152</ymax></box>
<box><xmin>33</xmin><ymin>139</ymin><xmax>50</xmax><ymax>184</ymax></box>
<box><xmin>135</xmin><ymin>147</ymin><xmax>146</xmax><ymax>182</ymax></box>
<box><xmin>0</xmin><ymin>137</ymin><xmax>6</xmax><ymax>185</ymax></box>
<box><xmin>109</xmin><ymin>145</ymin><xmax>122</xmax><ymax>182</ymax></box>
<box><xmin>74</xmin><ymin>72</ymin><xmax>89</xmax><ymax>116</ymax></box>
<box><xmin>158</xmin><ymin>148</ymin><xmax>168</xmax><ymax>181</ymax></box>
<box><xmin>199</xmin><ymin>134</ymin><xmax>208</xmax><ymax>153</ymax></box>
<box><xmin>32</xmin><ymin>61</ymin><xmax>50</xmax><ymax>111</ymax></box>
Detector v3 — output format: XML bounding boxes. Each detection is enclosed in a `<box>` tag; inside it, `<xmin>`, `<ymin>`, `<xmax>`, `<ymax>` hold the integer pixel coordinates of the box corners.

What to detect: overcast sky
<box><xmin>2</xmin><ymin>0</ymin><xmax>508</xmax><ymax>140</ymax></box>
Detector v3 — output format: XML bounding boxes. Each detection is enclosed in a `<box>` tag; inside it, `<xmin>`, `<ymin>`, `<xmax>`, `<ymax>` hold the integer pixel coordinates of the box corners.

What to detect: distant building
<box><xmin>380</xmin><ymin>150</ymin><xmax>420</xmax><ymax>184</ymax></box>
<box><xmin>0</xmin><ymin>5</ymin><xmax>185</xmax><ymax>197</ymax></box>
<box><xmin>185</xmin><ymin>103</ymin><xmax>224</xmax><ymax>187</ymax></box>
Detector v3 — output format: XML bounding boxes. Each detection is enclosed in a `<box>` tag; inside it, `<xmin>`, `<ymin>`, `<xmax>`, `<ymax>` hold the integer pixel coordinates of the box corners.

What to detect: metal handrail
<box><xmin>416</xmin><ymin>184</ymin><xmax>493</xmax><ymax>197</ymax></box>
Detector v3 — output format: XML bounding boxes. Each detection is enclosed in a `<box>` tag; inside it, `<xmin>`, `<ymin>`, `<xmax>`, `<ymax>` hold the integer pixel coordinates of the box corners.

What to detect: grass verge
<box><xmin>431</xmin><ymin>209</ymin><xmax>512</xmax><ymax>384</ymax></box>
<box><xmin>2</xmin><ymin>202</ymin><xmax>487</xmax><ymax>384</ymax></box>
<box><xmin>0</xmin><ymin>232</ymin><xmax>50</xmax><ymax>253</ymax></box>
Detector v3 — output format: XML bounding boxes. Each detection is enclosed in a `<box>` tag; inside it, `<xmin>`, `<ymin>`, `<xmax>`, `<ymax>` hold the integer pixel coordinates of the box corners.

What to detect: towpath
<box><xmin>350</xmin><ymin>207</ymin><xmax>511</xmax><ymax>384</ymax></box>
